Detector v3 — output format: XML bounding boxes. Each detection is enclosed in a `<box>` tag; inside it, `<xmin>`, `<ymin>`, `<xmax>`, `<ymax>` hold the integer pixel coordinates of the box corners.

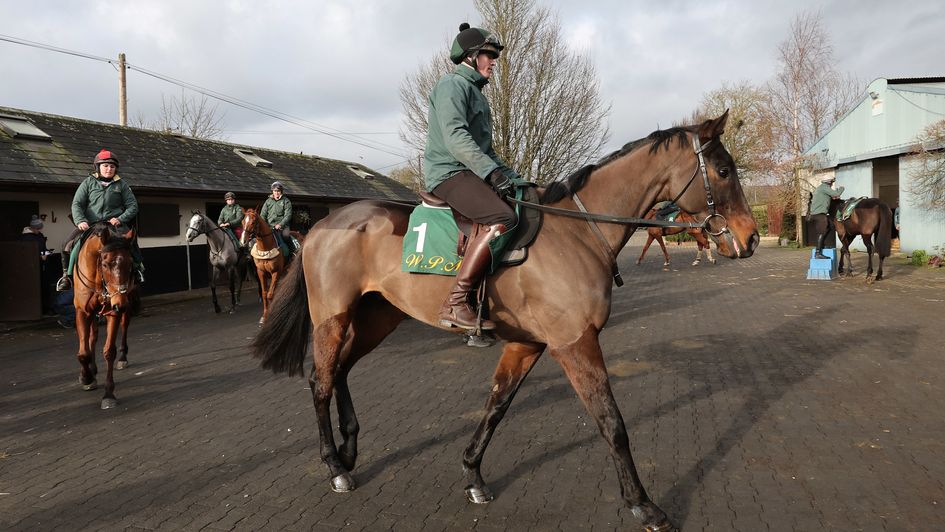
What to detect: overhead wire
<box><xmin>0</xmin><ymin>32</ymin><xmax>412</xmax><ymax>161</ymax></box>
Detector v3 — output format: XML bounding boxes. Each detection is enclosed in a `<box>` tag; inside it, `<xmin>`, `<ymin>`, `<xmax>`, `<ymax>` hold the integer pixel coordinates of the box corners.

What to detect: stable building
<box><xmin>0</xmin><ymin>106</ymin><xmax>417</xmax><ymax>320</ymax></box>
<box><xmin>803</xmin><ymin>77</ymin><xmax>945</xmax><ymax>253</ymax></box>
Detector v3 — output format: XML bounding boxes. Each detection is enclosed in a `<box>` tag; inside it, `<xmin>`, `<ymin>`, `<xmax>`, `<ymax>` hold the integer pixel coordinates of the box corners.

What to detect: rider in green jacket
<box><xmin>217</xmin><ymin>191</ymin><xmax>245</xmax><ymax>245</ymax></box>
<box><xmin>423</xmin><ymin>23</ymin><xmax>523</xmax><ymax>331</ymax></box>
<box><xmin>260</xmin><ymin>181</ymin><xmax>294</xmax><ymax>252</ymax></box>
<box><xmin>56</xmin><ymin>149</ymin><xmax>145</xmax><ymax>291</ymax></box>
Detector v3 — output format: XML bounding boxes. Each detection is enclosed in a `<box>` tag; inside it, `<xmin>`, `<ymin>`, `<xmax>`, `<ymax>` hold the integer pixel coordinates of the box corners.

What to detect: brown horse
<box><xmin>828</xmin><ymin>197</ymin><xmax>893</xmax><ymax>282</ymax></box>
<box><xmin>72</xmin><ymin>223</ymin><xmax>137</xmax><ymax>409</ymax></box>
<box><xmin>240</xmin><ymin>209</ymin><xmax>286</xmax><ymax>324</ymax></box>
<box><xmin>636</xmin><ymin>208</ymin><xmax>715</xmax><ymax>268</ymax></box>
<box><xmin>252</xmin><ymin>112</ymin><xmax>759</xmax><ymax>531</ymax></box>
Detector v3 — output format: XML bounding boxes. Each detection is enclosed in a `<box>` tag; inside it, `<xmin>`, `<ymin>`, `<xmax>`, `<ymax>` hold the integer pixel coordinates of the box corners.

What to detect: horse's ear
<box><xmin>699</xmin><ymin>109</ymin><xmax>729</xmax><ymax>140</ymax></box>
<box><xmin>192</xmin><ymin>209</ymin><xmax>200</xmax><ymax>215</ymax></box>
<box><xmin>125</xmin><ymin>229</ymin><xmax>135</xmax><ymax>241</ymax></box>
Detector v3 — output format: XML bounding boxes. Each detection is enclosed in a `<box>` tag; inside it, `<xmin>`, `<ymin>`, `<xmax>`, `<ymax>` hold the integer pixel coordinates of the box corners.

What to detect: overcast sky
<box><xmin>1</xmin><ymin>0</ymin><xmax>941</xmax><ymax>176</ymax></box>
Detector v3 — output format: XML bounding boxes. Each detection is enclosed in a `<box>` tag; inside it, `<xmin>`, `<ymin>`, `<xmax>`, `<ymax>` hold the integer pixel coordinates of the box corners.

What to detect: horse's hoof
<box><xmin>101</xmin><ymin>398</ymin><xmax>118</xmax><ymax>410</ymax></box>
<box><xmin>81</xmin><ymin>379</ymin><xmax>98</xmax><ymax>391</ymax></box>
<box><xmin>330</xmin><ymin>473</ymin><xmax>356</xmax><ymax>493</ymax></box>
<box><xmin>643</xmin><ymin>519</ymin><xmax>677</xmax><ymax>532</ymax></box>
<box><xmin>465</xmin><ymin>486</ymin><xmax>493</xmax><ymax>504</ymax></box>
<box><xmin>710</xmin><ymin>259</ymin><xmax>717</xmax><ymax>264</ymax></box>
<box><xmin>228</xmin><ymin>308</ymin><xmax>236</xmax><ymax>314</ymax></box>
<box><xmin>691</xmin><ymin>260</ymin><xmax>700</xmax><ymax>266</ymax></box>
<box><xmin>116</xmin><ymin>360</ymin><xmax>128</xmax><ymax>370</ymax></box>
<box><xmin>258</xmin><ymin>317</ymin><xmax>265</xmax><ymax>325</ymax></box>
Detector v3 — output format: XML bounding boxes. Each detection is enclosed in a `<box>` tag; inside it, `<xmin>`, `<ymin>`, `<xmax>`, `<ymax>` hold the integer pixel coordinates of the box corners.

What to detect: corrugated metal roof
<box><xmin>0</xmin><ymin>106</ymin><xmax>418</xmax><ymax>203</ymax></box>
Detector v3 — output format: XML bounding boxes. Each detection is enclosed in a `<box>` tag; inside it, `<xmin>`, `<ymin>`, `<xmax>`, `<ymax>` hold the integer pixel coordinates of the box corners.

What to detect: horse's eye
<box><xmin>718</xmin><ymin>167</ymin><xmax>730</xmax><ymax>178</ymax></box>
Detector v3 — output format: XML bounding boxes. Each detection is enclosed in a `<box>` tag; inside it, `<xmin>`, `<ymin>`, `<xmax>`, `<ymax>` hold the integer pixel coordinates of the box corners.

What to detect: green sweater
<box><xmin>217</xmin><ymin>203</ymin><xmax>245</xmax><ymax>226</ymax></box>
<box><xmin>71</xmin><ymin>174</ymin><xmax>139</xmax><ymax>225</ymax></box>
<box><xmin>810</xmin><ymin>183</ymin><xmax>844</xmax><ymax>215</ymax></box>
<box><xmin>423</xmin><ymin>64</ymin><xmax>521</xmax><ymax>192</ymax></box>
<box><xmin>260</xmin><ymin>196</ymin><xmax>292</xmax><ymax>227</ymax></box>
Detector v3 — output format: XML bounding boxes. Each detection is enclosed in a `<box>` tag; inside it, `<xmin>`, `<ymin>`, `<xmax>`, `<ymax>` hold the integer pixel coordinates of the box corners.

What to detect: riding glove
<box><xmin>488</xmin><ymin>169</ymin><xmax>513</xmax><ymax>197</ymax></box>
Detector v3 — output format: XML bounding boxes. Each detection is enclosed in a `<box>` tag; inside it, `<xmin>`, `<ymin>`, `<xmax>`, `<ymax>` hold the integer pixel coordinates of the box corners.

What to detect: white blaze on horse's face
<box><xmin>186</xmin><ymin>214</ymin><xmax>202</xmax><ymax>242</ymax></box>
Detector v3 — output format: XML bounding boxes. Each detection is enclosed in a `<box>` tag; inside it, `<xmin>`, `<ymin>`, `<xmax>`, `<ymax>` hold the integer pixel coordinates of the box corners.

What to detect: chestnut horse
<box><xmin>72</xmin><ymin>223</ymin><xmax>138</xmax><ymax>409</ymax></box>
<box><xmin>252</xmin><ymin>113</ymin><xmax>759</xmax><ymax>530</ymax></box>
<box><xmin>828</xmin><ymin>197</ymin><xmax>893</xmax><ymax>282</ymax></box>
<box><xmin>240</xmin><ymin>209</ymin><xmax>285</xmax><ymax>324</ymax></box>
<box><xmin>636</xmin><ymin>207</ymin><xmax>715</xmax><ymax>268</ymax></box>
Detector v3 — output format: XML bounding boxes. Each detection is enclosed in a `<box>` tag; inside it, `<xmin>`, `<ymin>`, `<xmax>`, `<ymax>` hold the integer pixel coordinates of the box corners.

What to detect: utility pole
<box><xmin>118</xmin><ymin>52</ymin><xmax>127</xmax><ymax>126</ymax></box>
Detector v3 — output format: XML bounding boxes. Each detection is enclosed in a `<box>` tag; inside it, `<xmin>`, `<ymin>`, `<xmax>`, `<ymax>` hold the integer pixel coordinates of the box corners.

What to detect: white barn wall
<box><xmin>900</xmin><ymin>155</ymin><xmax>945</xmax><ymax>255</ymax></box>
<box><xmin>834</xmin><ymin>162</ymin><xmax>873</xmax><ymax>251</ymax></box>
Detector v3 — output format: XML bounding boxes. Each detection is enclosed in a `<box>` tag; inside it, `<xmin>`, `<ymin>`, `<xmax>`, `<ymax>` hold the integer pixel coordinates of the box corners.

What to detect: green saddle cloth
<box><xmin>837</xmin><ymin>197</ymin><xmax>867</xmax><ymax>221</ymax></box>
<box><xmin>401</xmin><ymin>189</ymin><xmax>522</xmax><ymax>276</ymax></box>
<box><xmin>653</xmin><ymin>201</ymin><xmax>681</xmax><ymax>222</ymax></box>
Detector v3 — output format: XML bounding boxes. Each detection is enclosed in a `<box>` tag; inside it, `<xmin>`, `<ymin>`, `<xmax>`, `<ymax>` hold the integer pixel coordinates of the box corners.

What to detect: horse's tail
<box><xmin>876</xmin><ymin>203</ymin><xmax>893</xmax><ymax>258</ymax></box>
<box><xmin>251</xmin><ymin>257</ymin><xmax>311</xmax><ymax>376</ymax></box>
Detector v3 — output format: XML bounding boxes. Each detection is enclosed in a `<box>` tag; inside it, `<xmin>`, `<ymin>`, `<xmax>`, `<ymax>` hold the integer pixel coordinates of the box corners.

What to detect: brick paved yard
<box><xmin>2</xmin><ymin>239</ymin><xmax>944</xmax><ymax>531</ymax></box>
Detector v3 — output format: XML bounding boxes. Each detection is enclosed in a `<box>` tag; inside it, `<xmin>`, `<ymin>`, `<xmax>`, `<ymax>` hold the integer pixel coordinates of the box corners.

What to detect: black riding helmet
<box><xmin>449</xmin><ymin>23</ymin><xmax>503</xmax><ymax>65</ymax></box>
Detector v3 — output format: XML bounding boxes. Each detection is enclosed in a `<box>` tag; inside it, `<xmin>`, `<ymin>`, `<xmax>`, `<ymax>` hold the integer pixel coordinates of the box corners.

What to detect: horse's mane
<box><xmin>91</xmin><ymin>223</ymin><xmax>131</xmax><ymax>253</ymax></box>
<box><xmin>541</xmin><ymin>125</ymin><xmax>696</xmax><ymax>204</ymax></box>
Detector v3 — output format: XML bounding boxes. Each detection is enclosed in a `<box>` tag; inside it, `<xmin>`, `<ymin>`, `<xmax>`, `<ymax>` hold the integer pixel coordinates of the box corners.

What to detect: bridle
<box><xmin>509</xmin><ymin>132</ymin><xmax>731</xmax><ymax>286</ymax></box>
<box><xmin>188</xmin><ymin>214</ymin><xmax>239</xmax><ymax>259</ymax></box>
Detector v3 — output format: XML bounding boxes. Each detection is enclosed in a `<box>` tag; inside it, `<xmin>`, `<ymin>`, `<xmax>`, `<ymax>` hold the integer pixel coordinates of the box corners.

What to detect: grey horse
<box><xmin>186</xmin><ymin>211</ymin><xmax>258</xmax><ymax>314</ymax></box>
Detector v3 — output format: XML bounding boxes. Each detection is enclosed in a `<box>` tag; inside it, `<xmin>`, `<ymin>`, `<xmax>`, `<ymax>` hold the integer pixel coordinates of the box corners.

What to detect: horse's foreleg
<box><xmin>256</xmin><ymin>268</ymin><xmax>268</xmax><ymax>324</ymax></box>
<box><xmin>75</xmin><ymin>310</ymin><xmax>97</xmax><ymax>390</ymax></box>
<box><xmin>549</xmin><ymin>327</ymin><xmax>672</xmax><ymax>531</ymax></box>
<box><xmin>463</xmin><ymin>341</ymin><xmax>544</xmax><ymax>503</ymax></box>
<box><xmin>211</xmin><ymin>268</ymin><xmax>221</xmax><ymax>314</ymax></box>
<box><xmin>228</xmin><ymin>266</ymin><xmax>238</xmax><ymax>313</ymax></box>
<box><xmin>116</xmin><ymin>311</ymin><xmax>130</xmax><ymax>370</ymax></box>
<box><xmin>100</xmin><ymin>316</ymin><xmax>120</xmax><ymax>409</ymax></box>
<box><xmin>309</xmin><ymin>314</ymin><xmax>354</xmax><ymax>492</ymax></box>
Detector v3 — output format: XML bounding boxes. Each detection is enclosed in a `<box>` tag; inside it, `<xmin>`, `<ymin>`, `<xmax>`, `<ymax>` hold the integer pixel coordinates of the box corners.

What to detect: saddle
<box><xmin>412</xmin><ymin>185</ymin><xmax>542</xmax><ymax>271</ymax></box>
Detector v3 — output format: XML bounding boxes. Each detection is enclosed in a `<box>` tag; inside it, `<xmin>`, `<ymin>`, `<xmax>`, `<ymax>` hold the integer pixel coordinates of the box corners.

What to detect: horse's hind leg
<box><xmin>228</xmin><ymin>267</ymin><xmax>239</xmax><ymax>313</ymax></box>
<box><xmin>335</xmin><ymin>295</ymin><xmax>406</xmax><ymax>471</ymax></box>
<box><xmin>636</xmin><ymin>234</ymin><xmax>656</xmax><ymax>265</ymax></box>
<box><xmin>462</xmin><ymin>341</ymin><xmax>545</xmax><ymax>503</ymax></box>
<box><xmin>656</xmin><ymin>235</ymin><xmax>670</xmax><ymax>268</ymax></box>
<box><xmin>863</xmin><ymin>237</ymin><xmax>875</xmax><ymax>282</ymax></box>
<box><xmin>549</xmin><ymin>328</ymin><xmax>672</xmax><ymax>531</ymax></box>
<box><xmin>309</xmin><ymin>313</ymin><xmax>356</xmax><ymax>492</ymax></box>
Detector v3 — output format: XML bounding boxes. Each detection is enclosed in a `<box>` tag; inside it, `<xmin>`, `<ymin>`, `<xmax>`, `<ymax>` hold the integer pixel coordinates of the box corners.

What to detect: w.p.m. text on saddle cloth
<box><xmin>402</xmin><ymin>188</ymin><xmax>529</xmax><ymax>276</ymax></box>
<box><xmin>837</xmin><ymin>197</ymin><xmax>867</xmax><ymax>221</ymax></box>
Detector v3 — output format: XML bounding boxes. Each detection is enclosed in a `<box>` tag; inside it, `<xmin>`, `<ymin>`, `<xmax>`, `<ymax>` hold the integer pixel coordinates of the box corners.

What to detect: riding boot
<box><xmin>438</xmin><ymin>224</ymin><xmax>507</xmax><ymax>331</ymax></box>
<box><xmin>815</xmin><ymin>233</ymin><xmax>828</xmax><ymax>260</ymax></box>
<box><xmin>56</xmin><ymin>251</ymin><xmax>72</xmax><ymax>291</ymax></box>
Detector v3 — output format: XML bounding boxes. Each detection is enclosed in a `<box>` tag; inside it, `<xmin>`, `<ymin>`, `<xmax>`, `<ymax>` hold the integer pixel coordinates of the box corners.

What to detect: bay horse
<box><xmin>636</xmin><ymin>207</ymin><xmax>715</xmax><ymax>268</ymax></box>
<box><xmin>828</xmin><ymin>197</ymin><xmax>893</xmax><ymax>282</ymax></box>
<box><xmin>72</xmin><ymin>223</ymin><xmax>138</xmax><ymax>409</ymax></box>
<box><xmin>240</xmin><ymin>209</ymin><xmax>290</xmax><ymax>324</ymax></box>
<box><xmin>252</xmin><ymin>112</ymin><xmax>759</xmax><ymax>531</ymax></box>
<box><xmin>186</xmin><ymin>211</ymin><xmax>257</xmax><ymax>314</ymax></box>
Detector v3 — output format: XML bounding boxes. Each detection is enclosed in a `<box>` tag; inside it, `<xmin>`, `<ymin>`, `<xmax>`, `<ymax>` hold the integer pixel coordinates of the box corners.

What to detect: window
<box><xmin>347</xmin><ymin>165</ymin><xmax>374</xmax><ymax>180</ymax></box>
<box><xmin>233</xmin><ymin>148</ymin><xmax>273</xmax><ymax>168</ymax></box>
<box><xmin>0</xmin><ymin>114</ymin><xmax>52</xmax><ymax>141</ymax></box>
<box><xmin>137</xmin><ymin>203</ymin><xmax>180</xmax><ymax>237</ymax></box>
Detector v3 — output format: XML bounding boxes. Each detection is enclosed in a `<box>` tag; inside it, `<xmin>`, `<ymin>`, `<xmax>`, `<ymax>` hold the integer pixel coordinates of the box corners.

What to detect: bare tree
<box><xmin>399</xmin><ymin>0</ymin><xmax>609</xmax><ymax>185</ymax></box>
<box><xmin>133</xmin><ymin>92</ymin><xmax>227</xmax><ymax>140</ymax></box>
<box><xmin>765</xmin><ymin>11</ymin><xmax>861</xmax><ymax>241</ymax></box>
<box><xmin>908</xmin><ymin>120</ymin><xmax>945</xmax><ymax>212</ymax></box>
<box><xmin>684</xmin><ymin>81</ymin><xmax>777</xmax><ymax>183</ymax></box>
<box><xmin>387</xmin><ymin>165</ymin><xmax>424</xmax><ymax>193</ymax></box>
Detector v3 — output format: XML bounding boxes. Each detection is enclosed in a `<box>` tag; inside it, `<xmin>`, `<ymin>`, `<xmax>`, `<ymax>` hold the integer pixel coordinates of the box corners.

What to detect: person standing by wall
<box><xmin>21</xmin><ymin>215</ymin><xmax>54</xmax><ymax>314</ymax></box>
